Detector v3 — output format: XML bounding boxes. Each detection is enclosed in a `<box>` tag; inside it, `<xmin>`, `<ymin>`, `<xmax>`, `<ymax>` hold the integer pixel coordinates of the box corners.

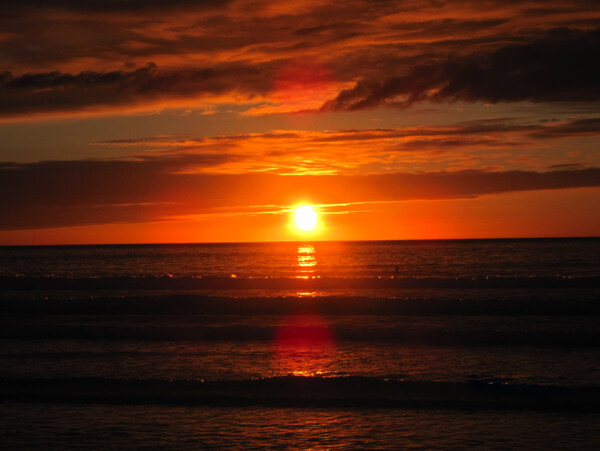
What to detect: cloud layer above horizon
<box><xmin>1</xmin><ymin>0</ymin><xmax>599</xmax><ymax>241</ymax></box>
<box><xmin>1</xmin><ymin>0</ymin><xmax>599</xmax><ymax>118</ymax></box>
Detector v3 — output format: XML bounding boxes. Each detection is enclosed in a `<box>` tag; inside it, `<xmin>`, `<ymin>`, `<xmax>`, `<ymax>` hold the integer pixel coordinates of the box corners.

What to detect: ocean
<box><xmin>1</xmin><ymin>238</ymin><xmax>599</xmax><ymax>449</ymax></box>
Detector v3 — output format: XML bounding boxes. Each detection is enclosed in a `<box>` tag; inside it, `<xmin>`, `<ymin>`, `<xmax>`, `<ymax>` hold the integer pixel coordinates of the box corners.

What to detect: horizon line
<box><xmin>2</xmin><ymin>236</ymin><xmax>599</xmax><ymax>248</ymax></box>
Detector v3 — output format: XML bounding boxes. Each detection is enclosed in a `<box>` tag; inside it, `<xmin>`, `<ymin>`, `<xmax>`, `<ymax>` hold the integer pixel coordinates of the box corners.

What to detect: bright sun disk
<box><xmin>294</xmin><ymin>205</ymin><xmax>318</xmax><ymax>231</ymax></box>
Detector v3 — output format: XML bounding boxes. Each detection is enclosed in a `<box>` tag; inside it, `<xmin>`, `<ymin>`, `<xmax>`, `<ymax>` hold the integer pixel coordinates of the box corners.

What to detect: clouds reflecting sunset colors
<box><xmin>0</xmin><ymin>0</ymin><xmax>599</xmax><ymax>243</ymax></box>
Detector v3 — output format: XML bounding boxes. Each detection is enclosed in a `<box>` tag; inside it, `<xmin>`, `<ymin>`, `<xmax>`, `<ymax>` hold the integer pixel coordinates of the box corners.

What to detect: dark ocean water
<box><xmin>1</xmin><ymin>238</ymin><xmax>599</xmax><ymax>448</ymax></box>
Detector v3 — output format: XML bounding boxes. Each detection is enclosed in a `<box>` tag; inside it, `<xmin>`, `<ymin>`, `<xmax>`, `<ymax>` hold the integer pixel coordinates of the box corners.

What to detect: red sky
<box><xmin>0</xmin><ymin>0</ymin><xmax>599</xmax><ymax>244</ymax></box>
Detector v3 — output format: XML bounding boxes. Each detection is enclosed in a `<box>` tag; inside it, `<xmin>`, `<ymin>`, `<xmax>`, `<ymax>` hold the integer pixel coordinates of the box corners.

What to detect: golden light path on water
<box><xmin>271</xmin><ymin>243</ymin><xmax>334</xmax><ymax>376</ymax></box>
<box><xmin>297</xmin><ymin>244</ymin><xmax>316</xmax><ymax>279</ymax></box>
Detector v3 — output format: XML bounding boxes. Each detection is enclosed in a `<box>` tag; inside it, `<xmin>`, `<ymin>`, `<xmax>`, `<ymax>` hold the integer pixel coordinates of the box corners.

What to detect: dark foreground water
<box><xmin>1</xmin><ymin>238</ymin><xmax>599</xmax><ymax>448</ymax></box>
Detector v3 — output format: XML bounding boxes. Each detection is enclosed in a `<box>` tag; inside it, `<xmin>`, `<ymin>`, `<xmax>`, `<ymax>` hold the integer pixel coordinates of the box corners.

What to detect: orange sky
<box><xmin>0</xmin><ymin>0</ymin><xmax>599</xmax><ymax>244</ymax></box>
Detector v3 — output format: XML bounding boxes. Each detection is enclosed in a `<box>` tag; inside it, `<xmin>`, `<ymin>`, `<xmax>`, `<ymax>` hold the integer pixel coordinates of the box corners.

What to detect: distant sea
<box><xmin>1</xmin><ymin>238</ymin><xmax>599</xmax><ymax>449</ymax></box>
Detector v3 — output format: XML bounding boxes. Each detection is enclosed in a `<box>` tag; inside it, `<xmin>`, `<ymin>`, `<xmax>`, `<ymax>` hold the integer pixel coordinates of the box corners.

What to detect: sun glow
<box><xmin>294</xmin><ymin>205</ymin><xmax>318</xmax><ymax>231</ymax></box>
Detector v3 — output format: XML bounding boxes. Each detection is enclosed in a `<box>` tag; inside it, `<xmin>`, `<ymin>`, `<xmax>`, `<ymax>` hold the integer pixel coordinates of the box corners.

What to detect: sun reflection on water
<box><xmin>269</xmin><ymin>244</ymin><xmax>336</xmax><ymax>375</ymax></box>
<box><xmin>272</xmin><ymin>314</ymin><xmax>336</xmax><ymax>376</ymax></box>
<box><xmin>296</xmin><ymin>244</ymin><xmax>316</xmax><ymax>279</ymax></box>
<box><xmin>288</xmin><ymin>369</ymin><xmax>327</xmax><ymax>377</ymax></box>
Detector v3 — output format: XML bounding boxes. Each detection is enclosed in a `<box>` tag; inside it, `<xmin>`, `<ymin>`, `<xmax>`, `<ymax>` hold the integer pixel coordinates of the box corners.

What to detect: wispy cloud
<box><xmin>1</xmin><ymin>154</ymin><xmax>598</xmax><ymax>230</ymax></box>
<box><xmin>90</xmin><ymin>118</ymin><xmax>600</xmax><ymax>174</ymax></box>
<box><xmin>0</xmin><ymin>62</ymin><xmax>276</xmax><ymax>119</ymax></box>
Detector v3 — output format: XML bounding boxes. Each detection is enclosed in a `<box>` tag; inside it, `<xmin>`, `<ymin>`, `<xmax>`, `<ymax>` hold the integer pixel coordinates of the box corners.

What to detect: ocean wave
<box><xmin>1</xmin><ymin>292</ymin><xmax>599</xmax><ymax>317</ymax></box>
<box><xmin>1</xmin><ymin>376</ymin><xmax>598</xmax><ymax>411</ymax></box>
<box><xmin>1</xmin><ymin>313</ymin><xmax>598</xmax><ymax>346</ymax></box>
<box><xmin>2</xmin><ymin>275</ymin><xmax>599</xmax><ymax>290</ymax></box>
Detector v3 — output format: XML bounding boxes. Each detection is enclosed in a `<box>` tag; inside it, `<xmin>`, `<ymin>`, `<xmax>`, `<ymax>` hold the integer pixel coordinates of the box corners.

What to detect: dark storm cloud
<box><xmin>322</xmin><ymin>27</ymin><xmax>600</xmax><ymax>111</ymax></box>
<box><xmin>1</xmin><ymin>155</ymin><xmax>599</xmax><ymax>230</ymax></box>
<box><xmin>0</xmin><ymin>62</ymin><xmax>273</xmax><ymax>116</ymax></box>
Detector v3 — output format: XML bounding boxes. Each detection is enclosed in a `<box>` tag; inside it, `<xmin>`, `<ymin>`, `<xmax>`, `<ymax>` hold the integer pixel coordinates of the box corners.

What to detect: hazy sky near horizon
<box><xmin>1</xmin><ymin>0</ymin><xmax>599</xmax><ymax>243</ymax></box>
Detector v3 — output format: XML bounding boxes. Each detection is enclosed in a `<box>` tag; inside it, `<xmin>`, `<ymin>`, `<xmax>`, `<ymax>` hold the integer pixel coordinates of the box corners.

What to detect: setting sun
<box><xmin>294</xmin><ymin>205</ymin><xmax>318</xmax><ymax>231</ymax></box>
